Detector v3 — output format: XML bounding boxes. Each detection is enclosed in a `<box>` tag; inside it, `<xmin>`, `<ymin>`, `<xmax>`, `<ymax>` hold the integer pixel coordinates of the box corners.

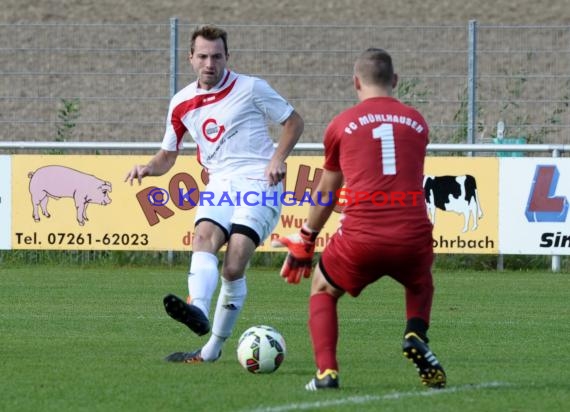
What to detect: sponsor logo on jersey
<box><xmin>202</xmin><ymin>118</ymin><xmax>226</xmax><ymax>142</ymax></box>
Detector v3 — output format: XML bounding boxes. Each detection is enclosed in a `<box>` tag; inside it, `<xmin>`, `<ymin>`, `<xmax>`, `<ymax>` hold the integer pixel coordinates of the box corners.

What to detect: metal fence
<box><xmin>1</xmin><ymin>21</ymin><xmax>570</xmax><ymax>148</ymax></box>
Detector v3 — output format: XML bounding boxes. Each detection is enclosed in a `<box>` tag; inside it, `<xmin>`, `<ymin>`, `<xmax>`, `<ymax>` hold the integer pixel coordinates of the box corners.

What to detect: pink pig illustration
<box><xmin>28</xmin><ymin>165</ymin><xmax>112</xmax><ymax>226</ymax></box>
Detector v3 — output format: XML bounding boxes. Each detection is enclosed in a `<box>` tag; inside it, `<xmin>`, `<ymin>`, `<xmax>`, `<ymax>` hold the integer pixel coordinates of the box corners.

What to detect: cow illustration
<box><xmin>423</xmin><ymin>174</ymin><xmax>483</xmax><ymax>232</ymax></box>
<box><xmin>28</xmin><ymin>165</ymin><xmax>112</xmax><ymax>226</ymax></box>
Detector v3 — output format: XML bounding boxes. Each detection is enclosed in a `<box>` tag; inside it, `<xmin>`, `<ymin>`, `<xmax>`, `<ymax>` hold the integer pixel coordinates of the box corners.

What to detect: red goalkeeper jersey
<box><xmin>323</xmin><ymin>96</ymin><xmax>433</xmax><ymax>245</ymax></box>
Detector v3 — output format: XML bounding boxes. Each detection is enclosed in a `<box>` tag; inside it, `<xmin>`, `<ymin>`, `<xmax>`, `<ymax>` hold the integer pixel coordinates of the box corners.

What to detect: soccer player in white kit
<box><xmin>125</xmin><ymin>25</ymin><xmax>304</xmax><ymax>362</ymax></box>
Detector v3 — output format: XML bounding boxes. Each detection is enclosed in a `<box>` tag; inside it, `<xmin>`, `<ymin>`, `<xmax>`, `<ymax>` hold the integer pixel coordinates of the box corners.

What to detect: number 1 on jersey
<box><xmin>372</xmin><ymin>123</ymin><xmax>396</xmax><ymax>175</ymax></box>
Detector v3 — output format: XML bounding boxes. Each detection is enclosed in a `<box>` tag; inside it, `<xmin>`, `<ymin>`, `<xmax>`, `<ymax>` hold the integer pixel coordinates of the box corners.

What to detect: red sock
<box><xmin>405</xmin><ymin>274</ymin><xmax>434</xmax><ymax>323</ymax></box>
<box><xmin>308</xmin><ymin>293</ymin><xmax>339</xmax><ymax>372</ymax></box>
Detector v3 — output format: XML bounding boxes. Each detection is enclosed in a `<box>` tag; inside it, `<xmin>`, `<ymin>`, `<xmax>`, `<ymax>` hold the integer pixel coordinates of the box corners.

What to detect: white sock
<box><xmin>187</xmin><ymin>251</ymin><xmax>219</xmax><ymax>319</ymax></box>
<box><xmin>201</xmin><ymin>277</ymin><xmax>247</xmax><ymax>361</ymax></box>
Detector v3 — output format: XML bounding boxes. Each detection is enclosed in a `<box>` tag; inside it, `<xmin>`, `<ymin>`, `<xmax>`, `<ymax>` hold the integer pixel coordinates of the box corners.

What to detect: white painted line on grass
<box><xmin>247</xmin><ymin>381</ymin><xmax>512</xmax><ymax>412</ymax></box>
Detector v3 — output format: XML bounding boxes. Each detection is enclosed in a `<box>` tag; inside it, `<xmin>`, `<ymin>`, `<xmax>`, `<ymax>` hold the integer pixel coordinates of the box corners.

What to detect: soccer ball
<box><xmin>236</xmin><ymin>325</ymin><xmax>286</xmax><ymax>373</ymax></box>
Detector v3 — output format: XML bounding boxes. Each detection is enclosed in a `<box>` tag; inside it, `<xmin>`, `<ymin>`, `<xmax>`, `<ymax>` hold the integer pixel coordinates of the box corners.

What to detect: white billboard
<box><xmin>0</xmin><ymin>156</ymin><xmax>11</xmax><ymax>249</ymax></box>
<box><xmin>499</xmin><ymin>158</ymin><xmax>570</xmax><ymax>254</ymax></box>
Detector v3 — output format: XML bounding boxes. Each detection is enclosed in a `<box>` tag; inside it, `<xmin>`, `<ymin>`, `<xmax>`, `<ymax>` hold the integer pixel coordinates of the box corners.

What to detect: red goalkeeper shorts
<box><xmin>320</xmin><ymin>232</ymin><xmax>434</xmax><ymax>298</ymax></box>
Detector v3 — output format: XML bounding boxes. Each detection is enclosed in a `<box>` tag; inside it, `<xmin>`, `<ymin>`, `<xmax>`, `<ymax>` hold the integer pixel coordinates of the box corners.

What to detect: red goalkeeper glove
<box><xmin>271</xmin><ymin>223</ymin><xmax>319</xmax><ymax>284</ymax></box>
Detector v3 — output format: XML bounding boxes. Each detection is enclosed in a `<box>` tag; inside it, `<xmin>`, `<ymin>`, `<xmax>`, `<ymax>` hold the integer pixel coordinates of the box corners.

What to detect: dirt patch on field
<box><xmin>2</xmin><ymin>1</ymin><xmax>570</xmax><ymax>146</ymax></box>
<box><xmin>3</xmin><ymin>0</ymin><xmax>570</xmax><ymax>25</ymax></box>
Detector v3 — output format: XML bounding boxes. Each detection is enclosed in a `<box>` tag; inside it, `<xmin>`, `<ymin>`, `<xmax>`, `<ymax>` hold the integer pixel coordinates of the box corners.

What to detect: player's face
<box><xmin>190</xmin><ymin>37</ymin><xmax>228</xmax><ymax>90</ymax></box>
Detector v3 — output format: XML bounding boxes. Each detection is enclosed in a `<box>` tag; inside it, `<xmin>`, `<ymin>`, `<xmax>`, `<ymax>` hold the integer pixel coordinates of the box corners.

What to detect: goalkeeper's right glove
<box><xmin>271</xmin><ymin>223</ymin><xmax>319</xmax><ymax>284</ymax></box>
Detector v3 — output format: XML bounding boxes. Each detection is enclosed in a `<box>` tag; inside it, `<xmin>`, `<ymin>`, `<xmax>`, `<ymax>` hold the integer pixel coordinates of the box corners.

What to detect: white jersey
<box><xmin>161</xmin><ymin>70</ymin><xmax>294</xmax><ymax>179</ymax></box>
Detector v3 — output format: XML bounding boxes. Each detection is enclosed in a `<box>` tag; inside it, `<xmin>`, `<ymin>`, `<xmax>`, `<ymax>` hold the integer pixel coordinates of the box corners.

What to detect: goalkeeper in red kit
<box><xmin>273</xmin><ymin>48</ymin><xmax>446</xmax><ymax>391</ymax></box>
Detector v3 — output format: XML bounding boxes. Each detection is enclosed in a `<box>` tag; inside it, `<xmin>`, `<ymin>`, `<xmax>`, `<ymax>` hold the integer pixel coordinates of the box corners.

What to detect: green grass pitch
<box><xmin>1</xmin><ymin>264</ymin><xmax>568</xmax><ymax>411</ymax></box>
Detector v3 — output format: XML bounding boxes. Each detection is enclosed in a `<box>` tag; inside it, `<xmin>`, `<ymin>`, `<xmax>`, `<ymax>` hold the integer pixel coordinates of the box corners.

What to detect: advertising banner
<box><xmin>424</xmin><ymin>157</ymin><xmax>499</xmax><ymax>254</ymax></box>
<box><xmin>11</xmin><ymin>155</ymin><xmax>501</xmax><ymax>253</ymax></box>
<box><xmin>499</xmin><ymin>158</ymin><xmax>570</xmax><ymax>255</ymax></box>
<box><xmin>0</xmin><ymin>155</ymin><xmax>11</xmax><ymax>249</ymax></box>
<box><xmin>11</xmin><ymin>155</ymin><xmax>341</xmax><ymax>251</ymax></box>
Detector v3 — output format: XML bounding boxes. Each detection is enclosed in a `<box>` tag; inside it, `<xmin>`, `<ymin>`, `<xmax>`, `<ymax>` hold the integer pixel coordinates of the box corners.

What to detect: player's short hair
<box><xmin>355</xmin><ymin>48</ymin><xmax>394</xmax><ymax>87</ymax></box>
<box><xmin>190</xmin><ymin>25</ymin><xmax>229</xmax><ymax>55</ymax></box>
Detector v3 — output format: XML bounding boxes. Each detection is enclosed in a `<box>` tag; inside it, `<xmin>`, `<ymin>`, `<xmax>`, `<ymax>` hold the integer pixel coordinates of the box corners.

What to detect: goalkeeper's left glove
<box><xmin>271</xmin><ymin>223</ymin><xmax>319</xmax><ymax>284</ymax></box>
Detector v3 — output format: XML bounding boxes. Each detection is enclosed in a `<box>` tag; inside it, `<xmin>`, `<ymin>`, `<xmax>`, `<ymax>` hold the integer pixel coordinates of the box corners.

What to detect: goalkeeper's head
<box><xmin>353</xmin><ymin>48</ymin><xmax>398</xmax><ymax>99</ymax></box>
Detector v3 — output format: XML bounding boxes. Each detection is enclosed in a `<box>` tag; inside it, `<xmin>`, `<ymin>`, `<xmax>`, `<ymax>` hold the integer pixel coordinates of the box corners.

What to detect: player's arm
<box><xmin>265</xmin><ymin>110</ymin><xmax>304</xmax><ymax>185</ymax></box>
<box><xmin>124</xmin><ymin>149</ymin><xmax>178</xmax><ymax>185</ymax></box>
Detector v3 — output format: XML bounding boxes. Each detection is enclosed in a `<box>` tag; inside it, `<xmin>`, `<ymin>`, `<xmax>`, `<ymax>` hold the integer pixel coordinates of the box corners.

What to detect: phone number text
<box><xmin>15</xmin><ymin>232</ymin><xmax>149</xmax><ymax>246</ymax></box>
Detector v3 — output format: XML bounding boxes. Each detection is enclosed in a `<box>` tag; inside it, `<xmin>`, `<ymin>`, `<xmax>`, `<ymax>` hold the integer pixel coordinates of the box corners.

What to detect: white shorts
<box><xmin>194</xmin><ymin>176</ymin><xmax>283</xmax><ymax>245</ymax></box>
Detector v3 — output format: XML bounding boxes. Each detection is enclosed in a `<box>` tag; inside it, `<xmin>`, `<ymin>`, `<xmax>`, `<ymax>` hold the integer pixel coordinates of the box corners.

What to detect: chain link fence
<box><xmin>2</xmin><ymin>21</ymin><xmax>570</xmax><ymax>149</ymax></box>
<box><xmin>477</xmin><ymin>25</ymin><xmax>570</xmax><ymax>145</ymax></box>
<box><xmin>1</xmin><ymin>21</ymin><xmax>569</xmax><ymax>269</ymax></box>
